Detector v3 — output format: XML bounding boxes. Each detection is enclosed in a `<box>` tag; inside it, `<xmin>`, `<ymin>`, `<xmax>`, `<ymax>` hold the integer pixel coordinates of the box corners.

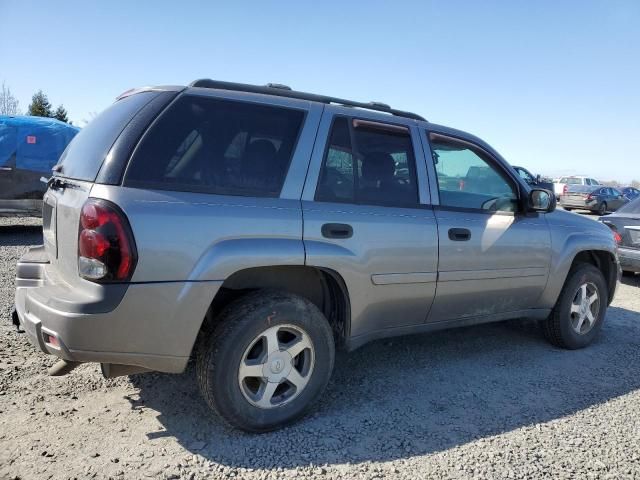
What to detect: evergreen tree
<box><xmin>27</xmin><ymin>90</ymin><xmax>53</xmax><ymax>117</ymax></box>
<box><xmin>53</xmin><ymin>104</ymin><xmax>69</xmax><ymax>123</ymax></box>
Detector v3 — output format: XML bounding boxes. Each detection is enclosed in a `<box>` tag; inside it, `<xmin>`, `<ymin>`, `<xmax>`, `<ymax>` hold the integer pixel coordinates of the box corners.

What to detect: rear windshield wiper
<box><xmin>47</xmin><ymin>176</ymin><xmax>80</xmax><ymax>191</ymax></box>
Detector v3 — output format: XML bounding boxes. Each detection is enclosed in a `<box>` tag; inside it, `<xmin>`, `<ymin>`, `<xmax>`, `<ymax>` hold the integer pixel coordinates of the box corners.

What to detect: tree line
<box><xmin>0</xmin><ymin>81</ymin><xmax>70</xmax><ymax>124</ymax></box>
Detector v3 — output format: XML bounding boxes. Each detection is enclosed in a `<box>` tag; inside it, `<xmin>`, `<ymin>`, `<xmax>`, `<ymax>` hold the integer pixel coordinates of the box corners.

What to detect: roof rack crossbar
<box><xmin>189</xmin><ymin>79</ymin><xmax>426</xmax><ymax>121</ymax></box>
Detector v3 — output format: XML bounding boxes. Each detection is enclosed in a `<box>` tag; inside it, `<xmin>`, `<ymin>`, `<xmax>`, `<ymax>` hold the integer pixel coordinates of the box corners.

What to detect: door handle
<box><xmin>448</xmin><ymin>228</ymin><xmax>471</xmax><ymax>241</ymax></box>
<box><xmin>0</xmin><ymin>166</ymin><xmax>12</xmax><ymax>171</ymax></box>
<box><xmin>322</xmin><ymin>223</ymin><xmax>353</xmax><ymax>239</ymax></box>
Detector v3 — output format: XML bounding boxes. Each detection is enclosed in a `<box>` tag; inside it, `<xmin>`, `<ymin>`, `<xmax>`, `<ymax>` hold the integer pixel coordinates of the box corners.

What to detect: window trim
<box><xmin>313</xmin><ymin>115</ymin><xmax>422</xmax><ymax>209</ymax></box>
<box><xmin>427</xmin><ymin>131</ymin><xmax>523</xmax><ymax>215</ymax></box>
<box><xmin>122</xmin><ymin>93</ymin><xmax>307</xmax><ymax>198</ymax></box>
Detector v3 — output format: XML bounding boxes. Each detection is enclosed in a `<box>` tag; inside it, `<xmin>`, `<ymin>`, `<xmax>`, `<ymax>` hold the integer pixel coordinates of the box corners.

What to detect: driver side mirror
<box><xmin>529</xmin><ymin>188</ymin><xmax>555</xmax><ymax>213</ymax></box>
<box><xmin>535</xmin><ymin>174</ymin><xmax>541</xmax><ymax>184</ymax></box>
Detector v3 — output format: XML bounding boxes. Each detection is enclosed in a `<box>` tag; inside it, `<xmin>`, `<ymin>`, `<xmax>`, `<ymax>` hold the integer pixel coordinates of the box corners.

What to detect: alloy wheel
<box><xmin>238</xmin><ymin>324</ymin><xmax>315</xmax><ymax>409</ymax></box>
<box><xmin>569</xmin><ymin>282</ymin><xmax>600</xmax><ymax>335</ymax></box>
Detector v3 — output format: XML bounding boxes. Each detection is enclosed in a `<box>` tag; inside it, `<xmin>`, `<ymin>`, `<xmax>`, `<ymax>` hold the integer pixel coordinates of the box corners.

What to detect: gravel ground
<box><xmin>1</xmin><ymin>215</ymin><xmax>640</xmax><ymax>480</ymax></box>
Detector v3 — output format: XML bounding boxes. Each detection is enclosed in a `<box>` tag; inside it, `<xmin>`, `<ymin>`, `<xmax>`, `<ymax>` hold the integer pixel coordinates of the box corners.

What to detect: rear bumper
<box><xmin>14</xmin><ymin>246</ymin><xmax>221</xmax><ymax>373</ymax></box>
<box><xmin>559</xmin><ymin>198</ymin><xmax>597</xmax><ymax>210</ymax></box>
<box><xmin>619</xmin><ymin>246</ymin><xmax>640</xmax><ymax>273</ymax></box>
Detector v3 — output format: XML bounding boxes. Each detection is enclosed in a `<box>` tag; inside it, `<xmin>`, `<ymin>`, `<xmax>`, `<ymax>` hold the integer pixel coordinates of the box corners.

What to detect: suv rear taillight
<box><xmin>563</xmin><ymin>184</ymin><xmax>568</xmax><ymax>196</ymax></box>
<box><xmin>78</xmin><ymin>199</ymin><xmax>137</xmax><ymax>282</ymax></box>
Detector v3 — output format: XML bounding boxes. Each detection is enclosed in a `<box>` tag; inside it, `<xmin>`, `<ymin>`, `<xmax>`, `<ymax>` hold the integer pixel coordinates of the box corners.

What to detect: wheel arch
<box><xmin>192</xmin><ymin>265</ymin><xmax>351</xmax><ymax>357</ymax></box>
<box><xmin>570</xmin><ymin>250</ymin><xmax>618</xmax><ymax>304</ymax></box>
<box><xmin>541</xmin><ymin>245</ymin><xmax>618</xmax><ymax>309</ymax></box>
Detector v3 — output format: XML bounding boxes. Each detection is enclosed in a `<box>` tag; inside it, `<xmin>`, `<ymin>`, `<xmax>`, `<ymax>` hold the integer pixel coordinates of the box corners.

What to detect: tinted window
<box><xmin>56</xmin><ymin>92</ymin><xmax>155</xmax><ymax>181</ymax></box>
<box><xmin>315</xmin><ymin>117</ymin><xmax>418</xmax><ymax>208</ymax></box>
<box><xmin>430</xmin><ymin>133</ymin><xmax>518</xmax><ymax>212</ymax></box>
<box><xmin>566</xmin><ymin>178</ymin><xmax>582</xmax><ymax>185</ymax></box>
<box><xmin>125</xmin><ymin>95</ymin><xmax>304</xmax><ymax>197</ymax></box>
<box><xmin>619</xmin><ymin>197</ymin><xmax>640</xmax><ymax>213</ymax></box>
<box><xmin>611</xmin><ymin>188</ymin><xmax>622</xmax><ymax>196</ymax></box>
<box><xmin>515</xmin><ymin>167</ymin><xmax>534</xmax><ymax>184</ymax></box>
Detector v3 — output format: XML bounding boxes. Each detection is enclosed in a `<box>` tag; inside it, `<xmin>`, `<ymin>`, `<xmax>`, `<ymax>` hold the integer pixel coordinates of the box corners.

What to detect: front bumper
<box><xmin>14</xmin><ymin>246</ymin><xmax>222</xmax><ymax>373</ymax></box>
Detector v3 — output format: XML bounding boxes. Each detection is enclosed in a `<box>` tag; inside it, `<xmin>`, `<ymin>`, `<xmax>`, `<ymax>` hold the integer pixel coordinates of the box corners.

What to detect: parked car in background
<box><xmin>599</xmin><ymin>197</ymin><xmax>640</xmax><ymax>274</ymax></box>
<box><xmin>14</xmin><ymin>80</ymin><xmax>620</xmax><ymax>432</ymax></box>
<box><xmin>513</xmin><ymin>166</ymin><xmax>554</xmax><ymax>192</ymax></box>
<box><xmin>553</xmin><ymin>176</ymin><xmax>601</xmax><ymax>200</ymax></box>
<box><xmin>621</xmin><ymin>186</ymin><xmax>640</xmax><ymax>201</ymax></box>
<box><xmin>0</xmin><ymin>116</ymin><xmax>79</xmax><ymax>216</ymax></box>
<box><xmin>561</xmin><ymin>185</ymin><xmax>628</xmax><ymax>215</ymax></box>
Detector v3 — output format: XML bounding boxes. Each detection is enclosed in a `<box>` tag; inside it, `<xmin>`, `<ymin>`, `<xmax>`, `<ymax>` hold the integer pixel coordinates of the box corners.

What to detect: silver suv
<box><xmin>14</xmin><ymin>80</ymin><xmax>620</xmax><ymax>432</ymax></box>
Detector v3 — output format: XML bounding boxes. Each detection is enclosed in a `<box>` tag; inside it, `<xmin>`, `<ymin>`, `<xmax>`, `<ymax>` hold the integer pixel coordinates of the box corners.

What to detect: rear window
<box><xmin>56</xmin><ymin>92</ymin><xmax>156</xmax><ymax>181</ymax></box>
<box><xmin>618</xmin><ymin>197</ymin><xmax>640</xmax><ymax>214</ymax></box>
<box><xmin>124</xmin><ymin>95</ymin><xmax>305</xmax><ymax>198</ymax></box>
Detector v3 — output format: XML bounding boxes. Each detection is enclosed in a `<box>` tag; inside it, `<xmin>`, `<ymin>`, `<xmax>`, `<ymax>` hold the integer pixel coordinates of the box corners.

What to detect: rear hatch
<box><xmin>43</xmin><ymin>91</ymin><xmax>163</xmax><ymax>289</ymax></box>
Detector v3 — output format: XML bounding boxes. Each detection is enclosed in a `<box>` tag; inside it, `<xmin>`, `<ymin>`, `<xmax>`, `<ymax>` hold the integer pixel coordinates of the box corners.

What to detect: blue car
<box><xmin>622</xmin><ymin>187</ymin><xmax>640</xmax><ymax>201</ymax></box>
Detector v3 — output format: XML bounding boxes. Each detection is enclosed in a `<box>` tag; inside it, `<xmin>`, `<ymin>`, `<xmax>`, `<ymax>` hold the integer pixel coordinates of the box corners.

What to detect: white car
<box><xmin>554</xmin><ymin>176</ymin><xmax>601</xmax><ymax>199</ymax></box>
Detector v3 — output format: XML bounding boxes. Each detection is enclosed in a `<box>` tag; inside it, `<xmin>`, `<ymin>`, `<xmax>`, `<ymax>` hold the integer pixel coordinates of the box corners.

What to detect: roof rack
<box><xmin>189</xmin><ymin>79</ymin><xmax>426</xmax><ymax>122</ymax></box>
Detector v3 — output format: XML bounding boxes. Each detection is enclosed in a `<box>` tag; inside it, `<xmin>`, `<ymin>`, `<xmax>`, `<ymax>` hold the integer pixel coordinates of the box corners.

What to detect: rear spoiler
<box><xmin>115</xmin><ymin>85</ymin><xmax>185</xmax><ymax>101</ymax></box>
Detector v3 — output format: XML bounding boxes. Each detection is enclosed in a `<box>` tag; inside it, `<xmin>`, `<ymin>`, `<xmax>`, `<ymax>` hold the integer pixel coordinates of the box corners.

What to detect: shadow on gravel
<box><xmin>0</xmin><ymin>225</ymin><xmax>43</xmax><ymax>247</ymax></box>
<box><xmin>130</xmin><ymin>306</ymin><xmax>640</xmax><ymax>468</ymax></box>
<box><xmin>621</xmin><ymin>273</ymin><xmax>639</xmax><ymax>287</ymax></box>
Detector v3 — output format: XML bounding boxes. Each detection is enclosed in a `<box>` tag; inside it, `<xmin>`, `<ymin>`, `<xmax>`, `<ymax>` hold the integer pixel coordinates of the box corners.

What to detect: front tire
<box><xmin>196</xmin><ymin>291</ymin><xmax>335</xmax><ymax>432</ymax></box>
<box><xmin>543</xmin><ymin>264</ymin><xmax>608</xmax><ymax>349</ymax></box>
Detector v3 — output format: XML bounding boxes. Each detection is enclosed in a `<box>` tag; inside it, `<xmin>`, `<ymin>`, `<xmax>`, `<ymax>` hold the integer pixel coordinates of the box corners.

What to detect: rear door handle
<box><xmin>322</xmin><ymin>223</ymin><xmax>353</xmax><ymax>239</ymax></box>
<box><xmin>448</xmin><ymin>228</ymin><xmax>471</xmax><ymax>241</ymax></box>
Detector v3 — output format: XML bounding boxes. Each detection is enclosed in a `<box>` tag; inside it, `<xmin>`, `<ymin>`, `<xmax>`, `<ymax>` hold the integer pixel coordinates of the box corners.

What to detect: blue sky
<box><xmin>1</xmin><ymin>1</ymin><xmax>639</xmax><ymax>182</ymax></box>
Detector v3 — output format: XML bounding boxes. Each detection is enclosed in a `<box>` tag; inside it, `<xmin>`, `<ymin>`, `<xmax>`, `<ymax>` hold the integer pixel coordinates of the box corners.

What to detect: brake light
<box><xmin>613</xmin><ymin>230</ymin><xmax>622</xmax><ymax>246</ymax></box>
<box><xmin>563</xmin><ymin>184</ymin><xmax>568</xmax><ymax>196</ymax></box>
<box><xmin>78</xmin><ymin>199</ymin><xmax>137</xmax><ymax>282</ymax></box>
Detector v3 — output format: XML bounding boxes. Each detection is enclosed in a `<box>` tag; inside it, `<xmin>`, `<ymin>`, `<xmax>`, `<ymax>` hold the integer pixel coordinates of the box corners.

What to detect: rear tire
<box><xmin>543</xmin><ymin>263</ymin><xmax>608</xmax><ymax>349</ymax></box>
<box><xmin>196</xmin><ymin>290</ymin><xmax>335</xmax><ymax>432</ymax></box>
<box><xmin>564</xmin><ymin>207</ymin><xmax>572</xmax><ymax>211</ymax></box>
<box><xmin>597</xmin><ymin>202</ymin><xmax>607</xmax><ymax>216</ymax></box>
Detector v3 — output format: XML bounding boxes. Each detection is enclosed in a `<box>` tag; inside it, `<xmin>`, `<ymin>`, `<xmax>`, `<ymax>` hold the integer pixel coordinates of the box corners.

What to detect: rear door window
<box><xmin>315</xmin><ymin>117</ymin><xmax>419</xmax><ymax>208</ymax></box>
<box><xmin>125</xmin><ymin>95</ymin><xmax>305</xmax><ymax>197</ymax></box>
<box><xmin>56</xmin><ymin>92</ymin><xmax>156</xmax><ymax>181</ymax></box>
